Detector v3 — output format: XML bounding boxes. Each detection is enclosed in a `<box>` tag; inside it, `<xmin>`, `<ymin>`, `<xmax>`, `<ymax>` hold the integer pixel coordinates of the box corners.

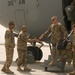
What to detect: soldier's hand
<box><xmin>39</xmin><ymin>35</ymin><xmax>43</xmax><ymax>40</ymax></box>
<box><xmin>63</xmin><ymin>37</ymin><xmax>67</xmax><ymax>40</ymax></box>
<box><xmin>33</xmin><ymin>38</ymin><xmax>40</xmax><ymax>42</ymax></box>
<box><xmin>72</xmin><ymin>48</ymin><xmax>75</xmax><ymax>52</ymax></box>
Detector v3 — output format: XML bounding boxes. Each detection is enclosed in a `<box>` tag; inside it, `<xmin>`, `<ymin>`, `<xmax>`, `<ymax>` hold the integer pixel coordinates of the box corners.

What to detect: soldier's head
<box><xmin>21</xmin><ymin>25</ymin><xmax>27</xmax><ymax>32</ymax></box>
<box><xmin>9</xmin><ymin>21</ymin><xmax>15</xmax><ymax>29</ymax></box>
<box><xmin>51</xmin><ymin>16</ymin><xmax>58</xmax><ymax>24</ymax></box>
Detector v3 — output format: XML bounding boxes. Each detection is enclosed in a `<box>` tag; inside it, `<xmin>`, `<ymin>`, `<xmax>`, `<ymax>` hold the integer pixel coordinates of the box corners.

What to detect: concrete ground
<box><xmin>0</xmin><ymin>45</ymin><xmax>73</xmax><ymax>75</ymax></box>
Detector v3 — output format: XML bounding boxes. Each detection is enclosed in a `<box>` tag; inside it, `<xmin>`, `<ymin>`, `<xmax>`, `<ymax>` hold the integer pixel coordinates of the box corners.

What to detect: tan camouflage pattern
<box><xmin>17</xmin><ymin>49</ymin><xmax>27</xmax><ymax>66</ymax></box>
<box><xmin>41</xmin><ymin>22</ymin><xmax>67</xmax><ymax>60</ymax></box>
<box><xmin>17</xmin><ymin>31</ymin><xmax>27</xmax><ymax>50</ymax></box>
<box><xmin>65</xmin><ymin>42</ymin><xmax>73</xmax><ymax>65</ymax></box>
<box><xmin>42</xmin><ymin>23</ymin><xmax>67</xmax><ymax>42</ymax></box>
<box><xmin>68</xmin><ymin>30</ymin><xmax>75</xmax><ymax>75</ymax></box>
<box><xmin>4</xmin><ymin>28</ymin><xmax>15</xmax><ymax>68</ymax></box>
<box><xmin>17</xmin><ymin>31</ymin><xmax>33</xmax><ymax>67</ymax></box>
<box><xmin>57</xmin><ymin>41</ymin><xmax>73</xmax><ymax>65</ymax></box>
<box><xmin>72</xmin><ymin>31</ymin><xmax>75</xmax><ymax>69</ymax></box>
<box><xmin>73</xmin><ymin>51</ymin><xmax>75</xmax><ymax>69</ymax></box>
<box><xmin>4</xmin><ymin>48</ymin><xmax>14</xmax><ymax>68</ymax></box>
<box><xmin>73</xmin><ymin>32</ymin><xmax>75</xmax><ymax>48</ymax></box>
<box><xmin>5</xmin><ymin>29</ymin><xmax>15</xmax><ymax>48</ymax></box>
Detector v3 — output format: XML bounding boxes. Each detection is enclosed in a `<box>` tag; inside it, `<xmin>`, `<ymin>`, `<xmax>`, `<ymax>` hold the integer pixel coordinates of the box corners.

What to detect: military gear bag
<box><xmin>57</xmin><ymin>39</ymin><xmax>68</xmax><ymax>50</ymax></box>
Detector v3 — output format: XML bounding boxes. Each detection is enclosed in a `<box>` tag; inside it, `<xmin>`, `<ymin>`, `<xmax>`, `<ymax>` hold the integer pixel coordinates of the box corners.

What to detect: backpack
<box><xmin>57</xmin><ymin>39</ymin><xmax>68</xmax><ymax>50</ymax></box>
<box><xmin>65</xmin><ymin>4</ymin><xmax>75</xmax><ymax>21</ymax></box>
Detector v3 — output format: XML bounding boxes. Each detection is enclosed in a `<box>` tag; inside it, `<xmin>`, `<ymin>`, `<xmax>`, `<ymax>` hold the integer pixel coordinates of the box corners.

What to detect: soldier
<box><xmin>17</xmin><ymin>25</ymin><xmax>39</xmax><ymax>71</ymax></box>
<box><xmin>57</xmin><ymin>40</ymin><xmax>73</xmax><ymax>65</ymax></box>
<box><xmin>69</xmin><ymin>24</ymin><xmax>75</xmax><ymax>75</ymax></box>
<box><xmin>39</xmin><ymin>16</ymin><xmax>67</xmax><ymax>66</ymax></box>
<box><xmin>1</xmin><ymin>21</ymin><xmax>15</xmax><ymax>74</ymax></box>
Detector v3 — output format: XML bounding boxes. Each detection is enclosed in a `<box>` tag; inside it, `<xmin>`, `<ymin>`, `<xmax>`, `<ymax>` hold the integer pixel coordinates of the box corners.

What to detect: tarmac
<box><xmin>0</xmin><ymin>44</ymin><xmax>73</xmax><ymax>75</ymax></box>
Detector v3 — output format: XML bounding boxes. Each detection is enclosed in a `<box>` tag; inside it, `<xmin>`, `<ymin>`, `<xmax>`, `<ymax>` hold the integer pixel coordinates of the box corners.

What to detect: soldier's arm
<box><xmin>5</xmin><ymin>30</ymin><xmax>10</xmax><ymax>39</ymax></box>
<box><xmin>5</xmin><ymin>30</ymin><xmax>12</xmax><ymax>45</ymax></box>
<box><xmin>39</xmin><ymin>26</ymin><xmax>51</xmax><ymax>40</ymax></box>
<box><xmin>19</xmin><ymin>33</ymin><xmax>26</xmax><ymax>42</ymax></box>
<box><xmin>27</xmin><ymin>38</ymin><xmax>40</xmax><ymax>43</ymax></box>
<box><xmin>27</xmin><ymin>38</ymin><xmax>33</xmax><ymax>43</ymax></box>
<box><xmin>19</xmin><ymin>33</ymin><xmax>35</xmax><ymax>43</ymax></box>
<box><xmin>5</xmin><ymin>30</ymin><xmax>15</xmax><ymax>48</ymax></box>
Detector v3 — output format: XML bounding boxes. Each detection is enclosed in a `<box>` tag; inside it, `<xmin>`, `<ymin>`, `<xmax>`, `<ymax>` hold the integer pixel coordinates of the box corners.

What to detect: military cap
<box><xmin>9</xmin><ymin>21</ymin><xmax>15</xmax><ymax>25</ymax></box>
<box><xmin>21</xmin><ymin>25</ymin><xmax>27</xmax><ymax>28</ymax></box>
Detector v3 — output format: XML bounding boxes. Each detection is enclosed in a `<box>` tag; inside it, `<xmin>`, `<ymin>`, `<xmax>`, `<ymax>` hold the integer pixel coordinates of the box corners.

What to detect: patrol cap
<box><xmin>21</xmin><ymin>25</ymin><xmax>27</xmax><ymax>29</ymax></box>
<box><xmin>9</xmin><ymin>21</ymin><xmax>15</xmax><ymax>25</ymax></box>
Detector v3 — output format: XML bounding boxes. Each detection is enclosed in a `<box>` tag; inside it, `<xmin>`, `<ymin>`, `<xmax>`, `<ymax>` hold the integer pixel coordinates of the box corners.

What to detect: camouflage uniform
<box><xmin>69</xmin><ymin>30</ymin><xmax>75</xmax><ymax>75</ymax></box>
<box><xmin>1</xmin><ymin>28</ymin><xmax>15</xmax><ymax>72</ymax></box>
<box><xmin>41</xmin><ymin>22</ymin><xmax>67</xmax><ymax>64</ymax></box>
<box><xmin>57</xmin><ymin>41</ymin><xmax>73</xmax><ymax>65</ymax></box>
<box><xmin>17</xmin><ymin>30</ymin><xmax>32</xmax><ymax>71</ymax></box>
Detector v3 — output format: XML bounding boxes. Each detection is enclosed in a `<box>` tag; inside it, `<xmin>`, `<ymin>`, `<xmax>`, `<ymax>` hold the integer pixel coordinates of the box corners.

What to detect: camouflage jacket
<box><xmin>72</xmin><ymin>31</ymin><xmax>75</xmax><ymax>48</ymax></box>
<box><xmin>5</xmin><ymin>28</ymin><xmax>15</xmax><ymax>48</ymax></box>
<box><xmin>17</xmin><ymin>31</ymin><xmax>33</xmax><ymax>50</ymax></box>
<box><xmin>41</xmin><ymin>22</ymin><xmax>67</xmax><ymax>43</ymax></box>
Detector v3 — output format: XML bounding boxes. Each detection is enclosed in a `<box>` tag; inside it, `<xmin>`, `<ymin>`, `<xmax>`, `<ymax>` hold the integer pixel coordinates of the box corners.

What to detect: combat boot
<box><xmin>1</xmin><ymin>66</ymin><xmax>6</xmax><ymax>72</ymax></box>
<box><xmin>49</xmin><ymin>60</ymin><xmax>55</xmax><ymax>66</ymax></box>
<box><xmin>5</xmin><ymin>69</ymin><xmax>14</xmax><ymax>74</ymax></box>
<box><xmin>69</xmin><ymin>71</ymin><xmax>75</xmax><ymax>75</ymax></box>
<box><xmin>24</xmin><ymin>66</ymin><xmax>31</xmax><ymax>71</ymax></box>
<box><xmin>17</xmin><ymin>66</ymin><xmax>23</xmax><ymax>71</ymax></box>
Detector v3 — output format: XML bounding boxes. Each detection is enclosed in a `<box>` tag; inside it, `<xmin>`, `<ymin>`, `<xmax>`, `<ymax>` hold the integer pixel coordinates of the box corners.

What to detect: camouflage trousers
<box><xmin>51</xmin><ymin>42</ymin><xmax>73</xmax><ymax>64</ymax></box>
<box><xmin>50</xmin><ymin>42</ymin><xmax>58</xmax><ymax>61</ymax></box>
<box><xmin>58</xmin><ymin>41</ymin><xmax>73</xmax><ymax>65</ymax></box>
<box><xmin>73</xmin><ymin>51</ymin><xmax>75</xmax><ymax>69</ymax></box>
<box><xmin>57</xmin><ymin>49</ymin><xmax>73</xmax><ymax>64</ymax></box>
<box><xmin>17</xmin><ymin>49</ymin><xmax>27</xmax><ymax>67</ymax></box>
<box><xmin>4</xmin><ymin>47</ymin><xmax>14</xmax><ymax>69</ymax></box>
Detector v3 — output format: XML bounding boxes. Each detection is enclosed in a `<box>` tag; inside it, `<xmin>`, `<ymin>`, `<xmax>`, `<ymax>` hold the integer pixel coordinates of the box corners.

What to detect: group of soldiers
<box><xmin>1</xmin><ymin>15</ymin><xmax>75</xmax><ymax>75</ymax></box>
<box><xmin>39</xmin><ymin>16</ymin><xmax>75</xmax><ymax>75</ymax></box>
<box><xmin>1</xmin><ymin>21</ymin><xmax>39</xmax><ymax>74</ymax></box>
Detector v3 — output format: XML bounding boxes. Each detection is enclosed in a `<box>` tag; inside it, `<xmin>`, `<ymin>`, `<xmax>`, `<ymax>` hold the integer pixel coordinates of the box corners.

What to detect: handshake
<box><xmin>32</xmin><ymin>35</ymin><xmax>44</xmax><ymax>42</ymax></box>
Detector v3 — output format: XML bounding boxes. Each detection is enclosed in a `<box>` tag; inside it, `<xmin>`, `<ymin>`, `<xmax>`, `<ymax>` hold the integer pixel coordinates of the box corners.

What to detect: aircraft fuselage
<box><xmin>0</xmin><ymin>0</ymin><xmax>72</xmax><ymax>41</ymax></box>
